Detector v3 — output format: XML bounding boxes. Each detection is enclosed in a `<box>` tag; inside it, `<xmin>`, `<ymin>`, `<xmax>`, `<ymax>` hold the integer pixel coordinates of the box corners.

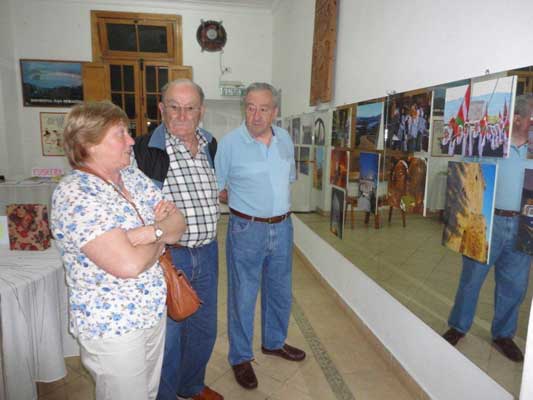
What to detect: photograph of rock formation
<box><xmin>442</xmin><ymin>161</ymin><xmax>497</xmax><ymax>263</ymax></box>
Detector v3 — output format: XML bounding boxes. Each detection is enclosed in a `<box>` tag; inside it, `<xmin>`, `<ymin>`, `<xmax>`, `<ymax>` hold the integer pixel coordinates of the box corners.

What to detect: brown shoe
<box><xmin>191</xmin><ymin>386</ymin><xmax>223</xmax><ymax>400</ymax></box>
<box><xmin>232</xmin><ymin>361</ymin><xmax>258</xmax><ymax>389</ymax></box>
<box><xmin>261</xmin><ymin>343</ymin><xmax>306</xmax><ymax>361</ymax></box>
<box><xmin>492</xmin><ymin>338</ymin><xmax>524</xmax><ymax>362</ymax></box>
<box><xmin>442</xmin><ymin>328</ymin><xmax>464</xmax><ymax>346</ymax></box>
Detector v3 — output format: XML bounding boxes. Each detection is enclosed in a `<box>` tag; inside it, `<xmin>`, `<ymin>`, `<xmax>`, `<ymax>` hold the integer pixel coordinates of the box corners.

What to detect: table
<box><xmin>0</xmin><ymin>181</ymin><xmax>57</xmax><ymax>216</ymax></box>
<box><xmin>0</xmin><ymin>244</ymin><xmax>78</xmax><ymax>400</ymax></box>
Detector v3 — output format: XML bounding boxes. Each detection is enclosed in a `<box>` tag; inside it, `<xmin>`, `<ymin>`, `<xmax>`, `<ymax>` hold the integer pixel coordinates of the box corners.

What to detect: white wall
<box><xmin>273</xmin><ymin>0</ymin><xmax>533</xmax><ymax>398</ymax></box>
<box><xmin>1</xmin><ymin>0</ymin><xmax>272</xmax><ymax>179</ymax></box>
<box><xmin>0</xmin><ymin>0</ymin><xmax>23</xmax><ymax>179</ymax></box>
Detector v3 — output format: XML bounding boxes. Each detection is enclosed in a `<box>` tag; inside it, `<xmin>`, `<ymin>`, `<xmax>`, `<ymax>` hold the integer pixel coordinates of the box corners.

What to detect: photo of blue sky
<box><xmin>21</xmin><ymin>61</ymin><xmax>82</xmax><ymax>88</ymax></box>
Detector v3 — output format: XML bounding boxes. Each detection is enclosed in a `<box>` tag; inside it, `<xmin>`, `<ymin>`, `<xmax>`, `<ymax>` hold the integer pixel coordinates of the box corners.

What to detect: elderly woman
<box><xmin>51</xmin><ymin>101</ymin><xmax>186</xmax><ymax>400</ymax></box>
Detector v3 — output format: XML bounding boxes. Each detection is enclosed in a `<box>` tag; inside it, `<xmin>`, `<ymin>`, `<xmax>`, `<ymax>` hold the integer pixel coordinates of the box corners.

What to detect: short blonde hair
<box><xmin>63</xmin><ymin>101</ymin><xmax>129</xmax><ymax>168</ymax></box>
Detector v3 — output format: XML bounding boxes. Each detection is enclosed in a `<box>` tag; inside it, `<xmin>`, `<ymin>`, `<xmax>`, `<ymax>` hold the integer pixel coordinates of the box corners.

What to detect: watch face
<box><xmin>155</xmin><ymin>227</ymin><xmax>163</xmax><ymax>240</ymax></box>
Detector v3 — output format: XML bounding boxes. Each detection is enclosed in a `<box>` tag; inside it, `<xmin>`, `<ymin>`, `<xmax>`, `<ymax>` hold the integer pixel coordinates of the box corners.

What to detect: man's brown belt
<box><xmin>229</xmin><ymin>208</ymin><xmax>291</xmax><ymax>224</ymax></box>
<box><xmin>494</xmin><ymin>208</ymin><xmax>520</xmax><ymax>217</ymax></box>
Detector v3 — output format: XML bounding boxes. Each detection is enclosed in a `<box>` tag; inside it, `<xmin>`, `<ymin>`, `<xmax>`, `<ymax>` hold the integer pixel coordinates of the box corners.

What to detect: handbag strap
<box><xmin>76</xmin><ymin>166</ymin><xmax>145</xmax><ymax>225</ymax></box>
<box><xmin>77</xmin><ymin>166</ymin><xmax>172</xmax><ymax>269</ymax></box>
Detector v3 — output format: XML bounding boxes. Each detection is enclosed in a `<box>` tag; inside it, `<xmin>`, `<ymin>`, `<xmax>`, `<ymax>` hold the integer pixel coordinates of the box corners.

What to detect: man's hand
<box><xmin>219</xmin><ymin>189</ymin><xmax>228</xmax><ymax>204</ymax></box>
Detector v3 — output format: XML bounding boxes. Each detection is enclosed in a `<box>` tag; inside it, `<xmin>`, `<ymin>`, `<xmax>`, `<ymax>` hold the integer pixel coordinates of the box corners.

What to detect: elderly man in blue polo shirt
<box><xmin>443</xmin><ymin>94</ymin><xmax>533</xmax><ymax>362</ymax></box>
<box><xmin>215</xmin><ymin>82</ymin><xmax>306</xmax><ymax>389</ymax></box>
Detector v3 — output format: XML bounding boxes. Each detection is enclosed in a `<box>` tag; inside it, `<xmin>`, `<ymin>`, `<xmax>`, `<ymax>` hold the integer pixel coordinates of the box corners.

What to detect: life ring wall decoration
<box><xmin>196</xmin><ymin>20</ymin><xmax>227</xmax><ymax>52</ymax></box>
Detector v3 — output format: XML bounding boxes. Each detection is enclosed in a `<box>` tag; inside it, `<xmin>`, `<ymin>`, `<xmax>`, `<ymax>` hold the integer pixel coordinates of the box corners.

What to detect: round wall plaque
<box><xmin>196</xmin><ymin>20</ymin><xmax>227</xmax><ymax>52</ymax></box>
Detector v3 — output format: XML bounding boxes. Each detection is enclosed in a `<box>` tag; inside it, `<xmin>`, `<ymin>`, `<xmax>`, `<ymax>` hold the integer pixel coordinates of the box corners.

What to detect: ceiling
<box><xmin>169</xmin><ymin>0</ymin><xmax>276</xmax><ymax>10</ymax></box>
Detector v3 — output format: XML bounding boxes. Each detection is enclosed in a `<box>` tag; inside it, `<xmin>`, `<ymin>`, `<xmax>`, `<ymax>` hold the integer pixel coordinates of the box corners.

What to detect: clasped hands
<box><xmin>127</xmin><ymin>200</ymin><xmax>178</xmax><ymax>246</ymax></box>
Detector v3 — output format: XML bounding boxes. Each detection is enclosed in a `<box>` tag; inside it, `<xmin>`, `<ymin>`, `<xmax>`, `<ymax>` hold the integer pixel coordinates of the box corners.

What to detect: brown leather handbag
<box><xmin>159</xmin><ymin>250</ymin><xmax>202</xmax><ymax>322</ymax></box>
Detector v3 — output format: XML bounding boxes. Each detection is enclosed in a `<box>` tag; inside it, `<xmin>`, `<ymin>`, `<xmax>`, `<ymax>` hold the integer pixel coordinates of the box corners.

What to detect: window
<box><xmin>91</xmin><ymin>11</ymin><xmax>182</xmax><ymax>64</ymax></box>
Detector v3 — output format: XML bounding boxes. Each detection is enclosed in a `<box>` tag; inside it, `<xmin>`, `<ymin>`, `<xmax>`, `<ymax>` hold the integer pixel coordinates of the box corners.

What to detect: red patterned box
<box><xmin>7</xmin><ymin>204</ymin><xmax>51</xmax><ymax>250</ymax></box>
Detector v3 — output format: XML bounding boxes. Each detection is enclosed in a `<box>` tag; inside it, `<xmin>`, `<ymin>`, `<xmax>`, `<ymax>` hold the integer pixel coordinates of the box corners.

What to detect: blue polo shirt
<box><xmin>215</xmin><ymin>122</ymin><xmax>296</xmax><ymax>217</ymax></box>
<box><xmin>495</xmin><ymin>144</ymin><xmax>533</xmax><ymax>211</ymax></box>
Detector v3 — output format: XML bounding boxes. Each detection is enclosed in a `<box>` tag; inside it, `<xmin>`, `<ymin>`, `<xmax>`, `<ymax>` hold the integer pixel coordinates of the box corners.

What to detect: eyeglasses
<box><xmin>163</xmin><ymin>103</ymin><xmax>202</xmax><ymax>116</ymax></box>
<box><xmin>245</xmin><ymin>104</ymin><xmax>274</xmax><ymax>115</ymax></box>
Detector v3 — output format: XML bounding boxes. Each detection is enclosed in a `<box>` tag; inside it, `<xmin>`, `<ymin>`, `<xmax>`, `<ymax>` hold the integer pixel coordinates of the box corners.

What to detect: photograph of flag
<box><xmin>440</xmin><ymin>76</ymin><xmax>516</xmax><ymax>158</ymax></box>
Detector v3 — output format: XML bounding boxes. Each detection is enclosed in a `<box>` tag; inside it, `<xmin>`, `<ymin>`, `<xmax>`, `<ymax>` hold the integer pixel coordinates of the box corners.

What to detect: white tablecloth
<box><xmin>0</xmin><ymin>182</ymin><xmax>57</xmax><ymax>216</ymax></box>
<box><xmin>0</xmin><ymin>244</ymin><xmax>78</xmax><ymax>400</ymax></box>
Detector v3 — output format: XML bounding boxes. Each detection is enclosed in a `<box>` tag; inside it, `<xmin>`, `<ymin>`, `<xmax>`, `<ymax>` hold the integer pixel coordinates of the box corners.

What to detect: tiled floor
<box><xmin>37</xmin><ymin>215</ymin><xmax>416</xmax><ymax>400</ymax></box>
<box><xmin>296</xmin><ymin>210</ymin><xmax>533</xmax><ymax>398</ymax></box>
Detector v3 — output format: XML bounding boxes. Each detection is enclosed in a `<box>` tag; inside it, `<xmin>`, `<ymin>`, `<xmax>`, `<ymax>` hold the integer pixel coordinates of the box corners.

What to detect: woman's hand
<box><xmin>154</xmin><ymin>200</ymin><xmax>178</xmax><ymax>222</ymax></box>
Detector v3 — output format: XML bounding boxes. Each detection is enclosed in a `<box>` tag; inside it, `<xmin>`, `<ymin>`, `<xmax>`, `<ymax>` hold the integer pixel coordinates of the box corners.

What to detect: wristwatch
<box><xmin>153</xmin><ymin>223</ymin><xmax>164</xmax><ymax>242</ymax></box>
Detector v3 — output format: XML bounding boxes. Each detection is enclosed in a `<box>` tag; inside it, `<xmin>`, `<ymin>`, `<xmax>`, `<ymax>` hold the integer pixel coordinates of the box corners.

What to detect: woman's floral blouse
<box><xmin>51</xmin><ymin>167</ymin><xmax>166</xmax><ymax>340</ymax></box>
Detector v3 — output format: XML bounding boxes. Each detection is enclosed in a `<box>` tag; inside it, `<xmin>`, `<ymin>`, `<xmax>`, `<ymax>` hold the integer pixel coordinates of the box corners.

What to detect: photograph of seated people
<box><xmin>134</xmin><ymin>79</ymin><xmax>223</xmax><ymax>400</ymax></box>
<box><xmin>443</xmin><ymin>94</ymin><xmax>533</xmax><ymax>362</ymax></box>
<box><xmin>215</xmin><ymin>82</ymin><xmax>306</xmax><ymax>390</ymax></box>
<box><xmin>51</xmin><ymin>101</ymin><xmax>186</xmax><ymax>400</ymax></box>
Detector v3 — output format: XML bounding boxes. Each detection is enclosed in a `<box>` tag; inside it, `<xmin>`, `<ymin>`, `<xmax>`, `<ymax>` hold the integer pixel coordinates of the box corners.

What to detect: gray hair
<box><xmin>514</xmin><ymin>94</ymin><xmax>533</xmax><ymax>118</ymax></box>
<box><xmin>244</xmin><ymin>82</ymin><xmax>280</xmax><ymax>108</ymax></box>
<box><xmin>161</xmin><ymin>79</ymin><xmax>205</xmax><ymax>104</ymax></box>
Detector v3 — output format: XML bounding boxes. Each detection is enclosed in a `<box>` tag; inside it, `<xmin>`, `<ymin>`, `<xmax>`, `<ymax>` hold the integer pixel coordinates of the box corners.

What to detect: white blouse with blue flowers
<box><xmin>51</xmin><ymin>167</ymin><xmax>166</xmax><ymax>340</ymax></box>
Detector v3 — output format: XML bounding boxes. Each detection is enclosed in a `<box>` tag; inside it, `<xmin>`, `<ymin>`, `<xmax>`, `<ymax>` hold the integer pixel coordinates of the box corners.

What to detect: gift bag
<box><xmin>6</xmin><ymin>204</ymin><xmax>51</xmax><ymax>250</ymax></box>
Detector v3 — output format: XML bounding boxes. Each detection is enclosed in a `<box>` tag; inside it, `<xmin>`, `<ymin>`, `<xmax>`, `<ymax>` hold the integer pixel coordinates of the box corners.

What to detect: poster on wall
<box><xmin>355</xmin><ymin>101</ymin><xmax>384</xmax><ymax>150</ymax></box>
<box><xmin>313</xmin><ymin>147</ymin><xmax>325</xmax><ymax>190</ymax></box>
<box><xmin>440</xmin><ymin>76</ymin><xmax>516</xmax><ymax>158</ymax></box>
<box><xmin>20</xmin><ymin>59</ymin><xmax>83</xmax><ymax>107</ymax></box>
<box><xmin>385</xmin><ymin>90</ymin><xmax>432</xmax><ymax>152</ymax></box>
<box><xmin>331</xmin><ymin>107</ymin><xmax>351</xmax><ymax>147</ymax></box>
<box><xmin>517</xmin><ymin>169</ymin><xmax>533</xmax><ymax>255</ymax></box>
<box><xmin>442</xmin><ymin>161</ymin><xmax>498</xmax><ymax>264</ymax></box>
<box><xmin>313</xmin><ymin>112</ymin><xmax>327</xmax><ymax>146</ymax></box>
<box><xmin>330</xmin><ymin>149</ymin><xmax>349</xmax><ymax>189</ymax></box>
<box><xmin>330</xmin><ymin>186</ymin><xmax>345</xmax><ymax>239</ymax></box>
<box><xmin>348</xmin><ymin>151</ymin><xmax>360</xmax><ymax>182</ymax></box>
<box><xmin>386</xmin><ymin>156</ymin><xmax>428</xmax><ymax>215</ymax></box>
<box><xmin>40</xmin><ymin>112</ymin><xmax>66</xmax><ymax>156</ymax></box>
<box><xmin>299</xmin><ymin>146</ymin><xmax>311</xmax><ymax>175</ymax></box>
<box><xmin>430</xmin><ymin>117</ymin><xmax>448</xmax><ymax>157</ymax></box>
<box><xmin>292</xmin><ymin>117</ymin><xmax>301</xmax><ymax>145</ymax></box>
<box><xmin>358</xmin><ymin>152</ymin><xmax>380</xmax><ymax>214</ymax></box>
<box><xmin>301</xmin><ymin>114</ymin><xmax>314</xmax><ymax>145</ymax></box>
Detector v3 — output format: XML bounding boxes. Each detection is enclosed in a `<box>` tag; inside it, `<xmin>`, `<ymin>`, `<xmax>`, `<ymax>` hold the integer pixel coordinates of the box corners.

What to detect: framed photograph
<box><xmin>20</xmin><ymin>59</ymin><xmax>84</xmax><ymax>107</ymax></box>
<box><xmin>40</xmin><ymin>112</ymin><xmax>66</xmax><ymax>156</ymax></box>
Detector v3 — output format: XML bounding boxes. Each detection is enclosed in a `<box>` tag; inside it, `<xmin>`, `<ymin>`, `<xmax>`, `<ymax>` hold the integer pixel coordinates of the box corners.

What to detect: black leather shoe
<box><xmin>493</xmin><ymin>338</ymin><xmax>524</xmax><ymax>362</ymax></box>
<box><xmin>442</xmin><ymin>328</ymin><xmax>465</xmax><ymax>346</ymax></box>
<box><xmin>232</xmin><ymin>361</ymin><xmax>258</xmax><ymax>389</ymax></box>
<box><xmin>261</xmin><ymin>343</ymin><xmax>306</xmax><ymax>361</ymax></box>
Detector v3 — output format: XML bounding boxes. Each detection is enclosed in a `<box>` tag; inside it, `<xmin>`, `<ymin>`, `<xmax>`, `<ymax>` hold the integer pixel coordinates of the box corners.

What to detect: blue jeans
<box><xmin>226</xmin><ymin>215</ymin><xmax>293</xmax><ymax>366</ymax></box>
<box><xmin>157</xmin><ymin>240</ymin><xmax>218</xmax><ymax>399</ymax></box>
<box><xmin>448</xmin><ymin>215</ymin><xmax>531</xmax><ymax>339</ymax></box>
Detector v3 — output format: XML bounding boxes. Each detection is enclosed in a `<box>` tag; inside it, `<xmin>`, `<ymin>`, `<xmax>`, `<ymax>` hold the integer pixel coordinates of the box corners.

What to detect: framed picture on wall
<box><xmin>40</xmin><ymin>112</ymin><xmax>66</xmax><ymax>156</ymax></box>
<box><xmin>20</xmin><ymin>59</ymin><xmax>84</xmax><ymax>107</ymax></box>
